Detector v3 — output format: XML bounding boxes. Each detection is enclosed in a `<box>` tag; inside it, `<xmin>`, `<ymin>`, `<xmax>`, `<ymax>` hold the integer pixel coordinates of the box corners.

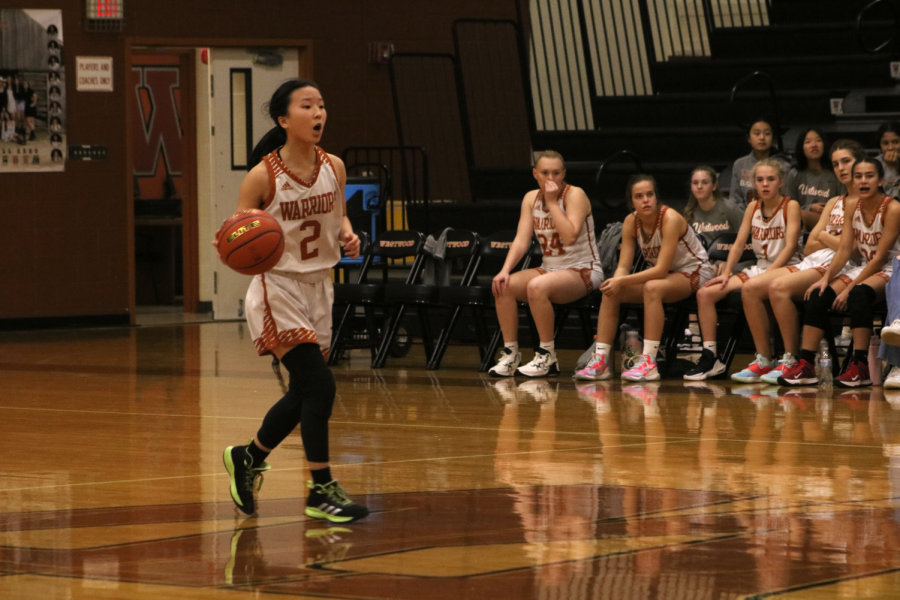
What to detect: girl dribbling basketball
<box><xmin>218</xmin><ymin>79</ymin><xmax>368</xmax><ymax>522</ymax></box>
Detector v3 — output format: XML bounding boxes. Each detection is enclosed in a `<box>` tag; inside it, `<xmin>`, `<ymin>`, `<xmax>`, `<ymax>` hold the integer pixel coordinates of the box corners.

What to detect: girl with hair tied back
<box><xmin>786</xmin><ymin>128</ymin><xmax>845</xmax><ymax>231</ymax></box>
<box><xmin>729</xmin><ymin>118</ymin><xmax>791</xmax><ymax>209</ymax></box>
<box><xmin>573</xmin><ymin>174</ymin><xmax>713</xmax><ymax>382</ymax></box>
<box><xmin>215</xmin><ymin>79</ymin><xmax>369</xmax><ymax>523</ymax></box>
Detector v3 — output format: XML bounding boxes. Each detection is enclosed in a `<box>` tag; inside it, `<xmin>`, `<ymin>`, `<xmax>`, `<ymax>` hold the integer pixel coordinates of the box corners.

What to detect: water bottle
<box><xmin>817</xmin><ymin>340</ymin><xmax>832</xmax><ymax>387</ymax></box>
<box><xmin>870</xmin><ymin>332</ymin><xmax>883</xmax><ymax>386</ymax></box>
<box><xmin>624</xmin><ymin>331</ymin><xmax>642</xmax><ymax>370</ymax></box>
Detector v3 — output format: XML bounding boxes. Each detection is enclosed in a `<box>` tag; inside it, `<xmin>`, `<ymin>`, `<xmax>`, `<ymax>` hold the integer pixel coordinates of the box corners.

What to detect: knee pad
<box><xmin>282</xmin><ymin>344</ymin><xmax>336</xmax><ymax>419</ymax></box>
<box><xmin>849</xmin><ymin>285</ymin><xmax>877</xmax><ymax>330</ymax></box>
<box><xmin>803</xmin><ymin>287</ymin><xmax>837</xmax><ymax>331</ymax></box>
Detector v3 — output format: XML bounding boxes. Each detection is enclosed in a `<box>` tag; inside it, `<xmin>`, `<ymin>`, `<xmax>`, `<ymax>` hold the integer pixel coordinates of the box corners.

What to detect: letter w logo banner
<box><xmin>130</xmin><ymin>62</ymin><xmax>183</xmax><ymax>200</ymax></box>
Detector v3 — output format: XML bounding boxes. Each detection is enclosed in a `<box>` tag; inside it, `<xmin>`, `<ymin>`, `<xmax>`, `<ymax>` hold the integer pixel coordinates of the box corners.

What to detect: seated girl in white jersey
<box><xmin>685</xmin><ymin>158</ymin><xmax>803</xmax><ymax>382</ymax></box>
<box><xmin>573</xmin><ymin>175</ymin><xmax>714</xmax><ymax>382</ymax></box>
<box><xmin>779</xmin><ymin>157</ymin><xmax>900</xmax><ymax>387</ymax></box>
<box><xmin>217</xmin><ymin>79</ymin><xmax>368</xmax><ymax>522</ymax></box>
<box><xmin>685</xmin><ymin>142</ymin><xmax>865</xmax><ymax>381</ymax></box>
<box><xmin>743</xmin><ymin>140</ymin><xmax>866</xmax><ymax>384</ymax></box>
<box><xmin>489</xmin><ymin>151</ymin><xmax>603</xmax><ymax>378</ymax></box>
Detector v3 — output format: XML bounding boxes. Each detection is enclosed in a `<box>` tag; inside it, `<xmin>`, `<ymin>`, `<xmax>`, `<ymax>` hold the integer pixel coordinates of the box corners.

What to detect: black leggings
<box><xmin>256</xmin><ymin>343</ymin><xmax>335</xmax><ymax>463</ymax></box>
<box><xmin>803</xmin><ymin>284</ymin><xmax>877</xmax><ymax>332</ymax></box>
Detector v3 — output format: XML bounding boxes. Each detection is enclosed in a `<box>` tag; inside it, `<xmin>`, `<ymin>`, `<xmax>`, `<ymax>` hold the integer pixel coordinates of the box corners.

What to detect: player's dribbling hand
<box><xmin>340</xmin><ymin>230</ymin><xmax>361</xmax><ymax>259</ymax></box>
<box><xmin>492</xmin><ymin>272</ymin><xmax>510</xmax><ymax>297</ymax></box>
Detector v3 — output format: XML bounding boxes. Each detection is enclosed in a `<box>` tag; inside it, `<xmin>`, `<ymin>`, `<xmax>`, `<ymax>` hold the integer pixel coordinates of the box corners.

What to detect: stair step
<box><xmin>653</xmin><ymin>55</ymin><xmax>893</xmax><ymax>93</ymax></box>
<box><xmin>710</xmin><ymin>22</ymin><xmax>895</xmax><ymax>58</ymax></box>
<box><xmin>769</xmin><ymin>0</ymin><xmax>870</xmax><ymax>25</ymax></box>
<box><xmin>592</xmin><ymin>89</ymin><xmax>842</xmax><ymax>128</ymax></box>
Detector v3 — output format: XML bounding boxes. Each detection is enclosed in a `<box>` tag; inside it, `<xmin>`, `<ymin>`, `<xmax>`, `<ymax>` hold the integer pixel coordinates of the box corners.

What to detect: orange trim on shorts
<box><xmin>786</xmin><ymin>265</ymin><xmax>799</xmax><ymax>273</ymax></box>
<box><xmin>838</xmin><ymin>274</ymin><xmax>853</xmax><ymax>285</ymax></box>
<box><xmin>253</xmin><ymin>273</ymin><xmax>320</xmax><ymax>356</ymax></box>
<box><xmin>876</xmin><ymin>271</ymin><xmax>892</xmax><ymax>281</ymax></box>
<box><xmin>736</xmin><ymin>271</ymin><xmax>751</xmax><ymax>283</ymax></box>
<box><xmin>568</xmin><ymin>266</ymin><xmax>594</xmax><ymax>294</ymax></box>
<box><xmin>535</xmin><ymin>267</ymin><xmax>547</xmax><ymax>275</ymax></box>
<box><xmin>674</xmin><ymin>269</ymin><xmax>703</xmax><ymax>292</ymax></box>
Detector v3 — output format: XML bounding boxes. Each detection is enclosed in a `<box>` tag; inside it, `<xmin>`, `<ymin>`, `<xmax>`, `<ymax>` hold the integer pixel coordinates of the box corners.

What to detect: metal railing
<box><xmin>528</xmin><ymin>0</ymin><xmax>772</xmax><ymax>125</ymax></box>
<box><xmin>856</xmin><ymin>0</ymin><xmax>900</xmax><ymax>53</ymax></box>
<box><xmin>595</xmin><ymin>149</ymin><xmax>643</xmax><ymax>209</ymax></box>
<box><xmin>729</xmin><ymin>71</ymin><xmax>783</xmax><ymax>151</ymax></box>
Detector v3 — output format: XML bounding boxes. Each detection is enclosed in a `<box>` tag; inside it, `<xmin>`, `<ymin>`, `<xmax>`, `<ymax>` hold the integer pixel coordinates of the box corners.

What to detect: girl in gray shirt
<box><xmin>876</xmin><ymin>121</ymin><xmax>900</xmax><ymax>199</ymax></box>
<box><xmin>729</xmin><ymin>119</ymin><xmax>791</xmax><ymax>209</ymax></box>
<box><xmin>785</xmin><ymin>128</ymin><xmax>844</xmax><ymax>230</ymax></box>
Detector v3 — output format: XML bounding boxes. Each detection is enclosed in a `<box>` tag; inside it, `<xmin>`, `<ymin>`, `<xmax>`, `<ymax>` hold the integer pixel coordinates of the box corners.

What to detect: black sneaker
<box><xmin>223</xmin><ymin>443</ymin><xmax>271</xmax><ymax>515</ymax></box>
<box><xmin>305</xmin><ymin>480</ymin><xmax>370</xmax><ymax>523</ymax></box>
<box><xmin>683</xmin><ymin>349</ymin><xmax>727</xmax><ymax>381</ymax></box>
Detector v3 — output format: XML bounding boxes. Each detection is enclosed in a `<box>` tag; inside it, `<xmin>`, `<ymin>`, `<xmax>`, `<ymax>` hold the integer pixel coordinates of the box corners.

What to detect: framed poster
<box><xmin>0</xmin><ymin>9</ymin><xmax>66</xmax><ymax>172</ymax></box>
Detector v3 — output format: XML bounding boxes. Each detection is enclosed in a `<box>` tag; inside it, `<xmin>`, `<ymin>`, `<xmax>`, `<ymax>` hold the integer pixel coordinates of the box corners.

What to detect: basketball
<box><xmin>217</xmin><ymin>209</ymin><xmax>285</xmax><ymax>275</ymax></box>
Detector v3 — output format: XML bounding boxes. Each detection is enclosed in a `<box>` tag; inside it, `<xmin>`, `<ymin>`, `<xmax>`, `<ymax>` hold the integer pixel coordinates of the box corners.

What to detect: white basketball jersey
<box><xmin>750</xmin><ymin>196</ymin><xmax>801</xmax><ymax>270</ymax></box>
<box><xmin>825</xmin><ymin>195</ymin><xmax>845</xmax><ymax>237</ymax></box>
<box><xmin>635</xmin><ymin>206</ymin><xmax>708</xmax><ymax>273</ymax></box>
<box><xmin>261</xmin><ymin>147</ymin><xmax>343</xmax><ymax>276</ymax></box>
<box><xmin>852</xmin><ymin>194</ymin><xmax>900</xmax><ymax>264</ymax></box>
<box><xmin>531</xmin><ymin>184</ymin><xmax>599</xmax><ymax>269</ymax></box>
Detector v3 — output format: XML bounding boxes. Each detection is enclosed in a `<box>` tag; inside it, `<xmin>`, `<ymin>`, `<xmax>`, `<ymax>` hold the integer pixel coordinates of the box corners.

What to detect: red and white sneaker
<box><xmin>835</xmin><ymin>360</ymin><xmax>872</xmax><ymax>388</ymax></box>
<box><xmin>621</xmin><ymin>354</ymin><xmax>660</xmax><ymax>382</ymax></box>
<box><xmin>777</xmin><ymin>359</ymin><xmax>818</xmax><ymax>386</ymax></box>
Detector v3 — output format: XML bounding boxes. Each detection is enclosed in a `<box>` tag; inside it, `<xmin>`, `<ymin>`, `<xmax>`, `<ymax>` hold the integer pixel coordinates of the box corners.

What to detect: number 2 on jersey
<box><xmin>300</xmin><ymin>221</ymin><xmax>321</xmax><ymax>260</ymax></box>
<box><xmin>537</xmin><ymin>233</ymin><xmax>566</xmax><ymax>256</ymax></box>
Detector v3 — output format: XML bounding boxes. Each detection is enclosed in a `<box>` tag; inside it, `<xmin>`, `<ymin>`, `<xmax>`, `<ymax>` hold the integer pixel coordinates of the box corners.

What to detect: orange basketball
<box><xmin>217</xmin><ymin>209</ymin><xmax>285</xmax><ymax>275</ymax></box>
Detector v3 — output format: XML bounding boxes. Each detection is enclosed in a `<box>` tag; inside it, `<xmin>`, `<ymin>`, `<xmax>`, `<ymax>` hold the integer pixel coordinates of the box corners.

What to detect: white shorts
<box><xmin>736</xmin><ymin>264</ymin><xmax>767</xmax><ymax>282</ymax></box>
<box><xmin>676</xmin><ymin>262</ymin><xmax>716</xmax><ymax>291</ymax></box>
<box><xmin>535</xmin><ymin>263</ymin><xmax>604</xmax><ymax>294</ymax></box>
<box><xmin>838</xmin><ymin>262</ymin><xmax>893</xmax><ymax>286</ymax></box>
<box><xmin>787</xmin><ymin>248</ymin><xmax>833</xmax><ymax>276</ymax></box>
<box><xmin>245</xmin><ymin>270</ymin><xmax>334</xmax><ymax>358</ymax></box>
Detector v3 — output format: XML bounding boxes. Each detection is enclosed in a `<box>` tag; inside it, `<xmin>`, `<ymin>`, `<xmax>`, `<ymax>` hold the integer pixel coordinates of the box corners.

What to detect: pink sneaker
<box><xmin>573</xmin><ymin>353</ymin><xmax>611</xmax><ymax>380</ymax></box>
<box><xmin>621</xmin><ymin>354</ymin><xmax>660</xmax><ymax>382</ymax></box>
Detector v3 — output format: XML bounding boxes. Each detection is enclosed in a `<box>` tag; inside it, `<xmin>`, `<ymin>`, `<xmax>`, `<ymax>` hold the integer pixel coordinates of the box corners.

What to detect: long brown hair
<box><xmin>683</xmin><ymin>165</ymin><xmax>724</xmax><ymax>224</ymax></box>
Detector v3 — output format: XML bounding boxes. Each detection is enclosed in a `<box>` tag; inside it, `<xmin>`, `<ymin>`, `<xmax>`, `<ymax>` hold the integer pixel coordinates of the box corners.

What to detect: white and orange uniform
<box><xmin>736</xmin><ymin>196</ymin><xmax>802</xmax><ymax>282</ymax></box>
<box><xmin>788</xmin><ymin>195</ymin><xmax>847</xmax><ymax>275</ymax></box>
<box><xmin>245</xmin><ymin>147</ymin><xmax>343</xmax><ymax>357</ymax></box>
<box><xmin>636</xmin><ymin>205</ymin><xmax>714</xmax><ymax>291</ymax></box>
<box><xmin>838</xmin><ymin>194</ymin><xmax>900</xmax><ymax>285</ymax></box>
<box><xmin>532</xmin><ymin>184</ymin><xmax>604</xmax><ymax>293</ymax></box>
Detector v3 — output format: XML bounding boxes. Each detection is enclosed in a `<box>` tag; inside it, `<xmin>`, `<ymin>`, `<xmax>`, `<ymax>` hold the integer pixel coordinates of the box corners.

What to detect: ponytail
<box><xmin>249</xmin><ymin>125</ymin><xmax>287</xmax><ymax>168</ymax></box>
<box><xmin>248</xmin><ymin>78</ymin><xmax>320</xmax><ymax>168</ymax></box>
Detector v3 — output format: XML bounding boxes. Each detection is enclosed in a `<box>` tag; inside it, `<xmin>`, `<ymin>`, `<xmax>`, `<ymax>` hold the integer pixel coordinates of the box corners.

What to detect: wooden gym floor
<box><xmin>3</xmin><ymin>321</ymin><xmax>900</xmax><ymax>599</ymax></box>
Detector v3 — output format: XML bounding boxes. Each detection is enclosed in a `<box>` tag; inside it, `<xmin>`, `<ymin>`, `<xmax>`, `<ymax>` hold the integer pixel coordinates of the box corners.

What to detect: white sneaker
<box><xmin>885</xmin><ymin>365</ymin><xmax>900</xmax><ymax>389</ymax></box>
<box><xmin>882</xmin><ymin>320</ymin><xmax>900</xmax><ymax>347</ymax></box>
<box><xmin>515</xmin><ymin>348</ymin><xmax>560</xmax><ymax>378</ymax></box>
<box><xmin>518</xmin><ymin>379</ymin><xmax>557</xmax><ymax>403</ymax></box>
<box><xmin>488</xmin><ymin>347</ymin><xmax>521</xmax><ymax>378</ymax></box>
<box><xmin>834</xmin><ymin>330</ymin><xmax>853</xmax><ymax>347</ymax></box>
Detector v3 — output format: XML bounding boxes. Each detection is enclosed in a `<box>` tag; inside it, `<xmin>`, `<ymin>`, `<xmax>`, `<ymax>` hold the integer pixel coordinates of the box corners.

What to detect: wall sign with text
<box><xmin>76</xmin><ymin>56</ymin><xmax>113</xmax><ymax>91</ymax></box>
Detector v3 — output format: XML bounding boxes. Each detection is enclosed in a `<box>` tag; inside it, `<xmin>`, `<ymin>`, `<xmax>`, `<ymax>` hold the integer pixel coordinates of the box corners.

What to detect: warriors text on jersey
<box><xmin>851</xmin><ymin>195</ymin><xmax>900</xmax><ymax>264</ymax></box>
<box><xmin>531</xmin><ymin>184</ymin><xmax>599</xmax><ymax>270</ymax></box>
<box><xmin>261</xmin><ymin>146</ymin><xmax>343</xmax><ymax>277</ymax></box>
<box><xmin>749</xmin><ymin>196</ymin><xmax>802</xmax><ymax>270</ymax></box>
<box><xmin>635</xmin><ymin>205</ymin><xmax>714</xmax><ymax>290</ymax></box>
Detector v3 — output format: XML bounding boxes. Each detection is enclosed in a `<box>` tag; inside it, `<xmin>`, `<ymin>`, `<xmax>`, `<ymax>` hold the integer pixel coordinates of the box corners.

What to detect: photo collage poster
<box><xmin>0</xmin><ymin>9</ymin><xmax>65</xmax><ymax>172</ymax></box>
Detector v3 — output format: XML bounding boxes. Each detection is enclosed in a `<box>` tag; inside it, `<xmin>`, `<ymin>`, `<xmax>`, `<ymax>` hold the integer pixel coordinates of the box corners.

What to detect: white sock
<box><xmin>504</xmin><ymin>341</ymin><xmax>519</xmax><ymax>354</ymax></box>
<box><xmin>689</xmin><ymin>321</ymin><xmax>700</xmax><ymax>336</ymax></box>
<box><xmin>596</xmin><ymin>343</ymin><xmax>612</xmax><ymax>358</ymax></box>
<box><xmin>539</xmin><ymin>341</ymin><xmax>555</xmax><ymax>357</ymax></box>
<box><xmin>703</xmin><ymin>341</ymin><xmax>717</xmax><ymax>355</ymax></box>
<box><xmin>643</xmin><ymin>340</ymin><xmax>661</xmax><ymax>359</ymax></box>
<box><xmin>842</xmin><ymin>325</ymin><xmax>852</xmax><ymax>337</ymax></box>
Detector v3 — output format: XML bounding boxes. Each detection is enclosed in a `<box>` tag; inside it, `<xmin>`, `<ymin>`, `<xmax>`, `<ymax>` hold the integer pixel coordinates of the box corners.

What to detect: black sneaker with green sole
<box><xmin>223</xmin><ymin>442</ymin><xmax>271</xmax><ymax>515</ymax></box>
<box><xmin>305</xmin><ymin>480</ymin><xmax>370</xmax><ymax>523</ymax></box>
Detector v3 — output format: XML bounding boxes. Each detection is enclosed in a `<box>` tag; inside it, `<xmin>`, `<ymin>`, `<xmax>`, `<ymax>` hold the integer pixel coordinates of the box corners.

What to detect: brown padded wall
<box><xmin>0</xmin><ymin>0</ymin><xmax>524</xmax><ymax>320</ymax></box>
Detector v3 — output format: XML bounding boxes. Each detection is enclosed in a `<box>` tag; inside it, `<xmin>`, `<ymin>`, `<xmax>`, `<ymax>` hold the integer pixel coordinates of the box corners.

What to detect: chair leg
<box><xmin>328</xmin><ymin>304</ymin><xmax>354</xmax><ymax>366</ymax></box>
<box><xmin>579</xmin><ymin>307</ymin><xmax>594</xmax><ymax>348</ymax></box>
<box><xmin>418</xmin><ymin>305</ymin><xmax>435</xmax><ymax>364</ymax></box>
<box><xmin>720</xmin><ymin>312</ymin><xmax>748</xmax><ymax>375</ymax></box>
<box><xmin>480</xmin><ymin>326</ymin><xmax>503</xmax><ymax>372</ymax></box>
<box><xmin>553</xmin><ymin>307</ymin><xmax>569</xmax><ymax>343</ymax></box>
<box><xmin>364</xmin><ymin>305</ymin><xmax>379</xmax><ymax>362</ymax></box>
<box><xmin>374</xmin><ymin>305</ymin><xmax>407</xmax><ymax>368</ymax></box>
<box><xmin>428</xmin><ymin>305</ymin><xmax>463</xmax><ymax>370</ymax></box>
<box><xmin>661</xmin><ymin>309</ymin><xmax>689</xmax><ymax>377</ymax></box>
<box><xmin>474</xmin><ymin>306</ymin><xmax>489</xmax><ymax>361</ymax></box>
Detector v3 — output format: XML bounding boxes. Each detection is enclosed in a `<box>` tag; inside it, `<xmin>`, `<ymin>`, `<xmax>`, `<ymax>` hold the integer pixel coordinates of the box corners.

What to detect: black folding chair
<box><xmin>425</xmin><ymin>230</ymin><xmax>489</xmax><ymax>370</ymax></box>
<box><xmin>329</xmin><ymin>230</ymin><xmax>426</xmax><ymax>368</ymax></box>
